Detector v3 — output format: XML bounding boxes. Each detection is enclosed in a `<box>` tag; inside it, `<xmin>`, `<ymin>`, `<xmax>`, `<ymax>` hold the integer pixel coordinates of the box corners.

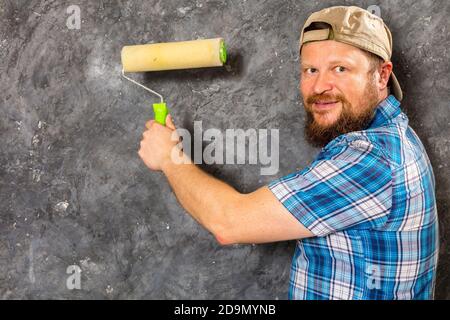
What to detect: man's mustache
<box><xmin>306</xmin><ymin>93</ymin><xmax>346</xmax><ymax>105</ymax></box>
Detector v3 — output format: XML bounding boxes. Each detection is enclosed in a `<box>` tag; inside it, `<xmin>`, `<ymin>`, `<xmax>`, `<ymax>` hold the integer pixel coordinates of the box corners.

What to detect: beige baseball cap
<box><xmin>299</xmin><ymin>6</ymin><xmax>403</xmax><ymax>101</ymax></box>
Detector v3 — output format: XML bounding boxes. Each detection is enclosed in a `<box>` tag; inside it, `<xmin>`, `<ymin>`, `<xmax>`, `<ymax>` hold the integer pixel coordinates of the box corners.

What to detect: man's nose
<box><xmin>312</xmin><ymin>72</ymin><xmax>333</xmax><ymax>95</ymax></box>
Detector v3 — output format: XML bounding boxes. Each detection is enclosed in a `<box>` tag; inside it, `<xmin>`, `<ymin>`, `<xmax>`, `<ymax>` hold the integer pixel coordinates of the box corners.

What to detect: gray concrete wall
<box><xmin>1</xmin><ymin>0</ymin><xmax>449</xmax><ymax>299</ymax></box>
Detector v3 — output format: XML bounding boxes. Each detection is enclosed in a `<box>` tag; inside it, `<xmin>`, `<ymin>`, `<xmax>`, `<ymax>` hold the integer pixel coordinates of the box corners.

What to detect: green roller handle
<box><xmin>153</xmin><ymin>102</ymin><xmax>169</xmax><ymax>126</ymax></box>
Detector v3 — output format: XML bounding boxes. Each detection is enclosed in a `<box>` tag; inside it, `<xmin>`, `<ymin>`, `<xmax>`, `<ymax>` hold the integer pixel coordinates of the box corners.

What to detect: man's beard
<box><xmin>303</xmin><ymin>78</ymin><xmax>380</xmax><ymax>148</ymax></box>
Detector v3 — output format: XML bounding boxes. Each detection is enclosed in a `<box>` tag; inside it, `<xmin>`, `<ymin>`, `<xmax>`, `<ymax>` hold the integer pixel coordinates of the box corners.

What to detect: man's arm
<box><xmin>138</xmin><ymin>115</ymin><xmax>313</xmax><ymax>245</ymax></box>
<box><xmin>161</xmin><ymin>152</ymin><xmax>314</xmax><ymax>245</ymax></box>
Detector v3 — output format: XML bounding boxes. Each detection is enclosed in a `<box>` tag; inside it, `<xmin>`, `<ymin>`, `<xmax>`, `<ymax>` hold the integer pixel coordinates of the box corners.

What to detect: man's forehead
<box><xmin>300</xmin><ymin>40</ymin><xmax>367</xmax><ymax>65</ymax></box>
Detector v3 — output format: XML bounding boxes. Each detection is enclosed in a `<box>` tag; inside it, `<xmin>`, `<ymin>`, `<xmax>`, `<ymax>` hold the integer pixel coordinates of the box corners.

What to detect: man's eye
<box><xmin>305</xmin><ymin>68</ymin><xmax>317</xmax><ymax>74</ymax></box>
<box><xmin>334</xmin><ymin>66</ymin><xmax>346</xmax><ymax>73</ymax></box>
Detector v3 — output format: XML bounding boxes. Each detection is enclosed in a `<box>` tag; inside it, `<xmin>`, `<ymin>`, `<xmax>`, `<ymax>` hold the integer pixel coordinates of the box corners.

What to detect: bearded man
<box><xmin>138</xmin><ymin>6</ymin><xmax>439</xmax><ymax>300</ymax></box>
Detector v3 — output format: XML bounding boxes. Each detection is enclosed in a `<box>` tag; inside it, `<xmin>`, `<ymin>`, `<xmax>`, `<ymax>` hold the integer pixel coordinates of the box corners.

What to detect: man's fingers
<box><xmin>165</xmin><ymin>114</ymin><xmax>176</xmax><ymax>130</ymax></box>
<box><xmin>145</xmin><ymin>120</ymin><xmax>155</xmax><ymax>129</ymax></box>
<box><xmin>146</xmin><ymin>117</ymin><xmax>176</xmax><ymax>130</ymax></box>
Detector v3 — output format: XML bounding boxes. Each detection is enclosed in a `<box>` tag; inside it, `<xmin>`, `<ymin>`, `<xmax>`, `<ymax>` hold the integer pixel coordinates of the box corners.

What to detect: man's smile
<box><xmin>313</xmin><ymin>100</ymin><xmax>340</xmax><ymax>111</ymax></box>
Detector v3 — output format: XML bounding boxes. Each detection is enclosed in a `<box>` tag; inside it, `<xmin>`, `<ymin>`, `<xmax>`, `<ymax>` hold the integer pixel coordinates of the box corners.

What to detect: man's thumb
<box><xmin>165</xmin><ymin>114</ymin><xmax>176</xmax><ymax>130</ymax></box>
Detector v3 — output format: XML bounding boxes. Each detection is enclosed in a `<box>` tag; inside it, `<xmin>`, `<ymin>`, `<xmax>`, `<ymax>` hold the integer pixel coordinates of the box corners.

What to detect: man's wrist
<box><xmin>161</xmin><ymin>150</ymin><xmax>192</xmax><ymax>173</ymax></box>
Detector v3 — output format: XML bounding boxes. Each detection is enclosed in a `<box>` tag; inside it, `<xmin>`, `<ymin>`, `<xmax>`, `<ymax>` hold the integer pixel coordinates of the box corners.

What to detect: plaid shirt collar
<box><xmin>367</xmin><ymin>94</ymin><xmax>402</xmax><ymax>129</ymax></box>
<box><xmin>323</xmin><ymin>95</ymin><xmax>402</xmax><ymax>151</ymax></box>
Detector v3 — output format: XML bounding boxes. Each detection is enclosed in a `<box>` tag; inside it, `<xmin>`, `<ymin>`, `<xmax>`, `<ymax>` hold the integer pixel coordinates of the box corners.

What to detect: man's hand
<box><xmin>138</xmin><ymin>114</ymin><xmax>180</xmax><ymax>171</ymax></box>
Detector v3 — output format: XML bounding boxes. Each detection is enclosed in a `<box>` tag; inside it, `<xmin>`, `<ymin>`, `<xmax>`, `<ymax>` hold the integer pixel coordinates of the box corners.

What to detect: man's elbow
<box><xmin>211</xmin><ymin>217</ymin><xmax>238</xmax><ymax>246</ymax></box>
<box><xmin>214</xmin><ymin>232</ymin><xmax>235</xmax><ymax>246</ymax></box>
<box><xmin>210</xmin><ymin>194</ymin><xmax>243</xmax><ymax>246</ymax></box>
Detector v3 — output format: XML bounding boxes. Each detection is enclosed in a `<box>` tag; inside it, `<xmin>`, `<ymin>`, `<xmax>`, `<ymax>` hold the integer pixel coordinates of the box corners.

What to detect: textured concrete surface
<box><xmin>0</xmin><ymin>0</ymin><xmax>449</xmax><ymax>299</ymax></box>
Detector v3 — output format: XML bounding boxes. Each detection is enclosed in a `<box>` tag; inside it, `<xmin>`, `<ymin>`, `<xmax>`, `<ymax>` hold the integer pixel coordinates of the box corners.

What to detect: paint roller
<box><xmin>121</xmin><ymin>38</ymin><xmax>227</xmax><ymax>125</ymax></box>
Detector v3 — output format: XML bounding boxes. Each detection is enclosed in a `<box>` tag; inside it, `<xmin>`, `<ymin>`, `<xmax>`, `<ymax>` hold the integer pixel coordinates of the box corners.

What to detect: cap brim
<box><xmin>390</xmin><ymin>72</ymin><xmax>403</xmax><ymax>101</ymax></box>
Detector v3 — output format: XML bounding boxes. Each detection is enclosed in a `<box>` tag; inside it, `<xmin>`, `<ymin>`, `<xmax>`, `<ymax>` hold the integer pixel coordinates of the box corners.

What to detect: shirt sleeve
<box><xmin>268</xmin><ymin>139</ymin><xmax>393</xmax><ymax>237</ymax></box>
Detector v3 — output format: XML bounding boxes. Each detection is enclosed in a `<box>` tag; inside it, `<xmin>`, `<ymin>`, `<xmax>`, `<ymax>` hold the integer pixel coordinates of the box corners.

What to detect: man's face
<box><xmin>300</xmin><ymin>40</ymin><xmax>381</xmax><ymax>147</ymax></box>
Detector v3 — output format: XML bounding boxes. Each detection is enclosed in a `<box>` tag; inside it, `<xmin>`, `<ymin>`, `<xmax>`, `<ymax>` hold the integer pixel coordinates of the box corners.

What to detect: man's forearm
<box><xmin>161</xmin><ymin>151</ymin><xmax>241</xmax><ymax>243</ymax></box>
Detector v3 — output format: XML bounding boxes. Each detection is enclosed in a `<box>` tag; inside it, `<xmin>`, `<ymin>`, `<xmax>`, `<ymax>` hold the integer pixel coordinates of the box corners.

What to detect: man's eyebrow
<box><xmin>301</xmin><ymin>58</ymin><xmax>357</xmax><ymax>68</ymax></box>
<box><xmin>327</xmin><ymin>59</ymin><xmax>356</xmax><ymax>66</ymax></box>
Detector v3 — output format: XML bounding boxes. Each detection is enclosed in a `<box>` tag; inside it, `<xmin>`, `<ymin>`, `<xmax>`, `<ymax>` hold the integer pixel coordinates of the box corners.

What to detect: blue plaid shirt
<box><xmin>269</xmin><ymin>95</ymin><xmax>439</xmax><ymax>300</ymax></box>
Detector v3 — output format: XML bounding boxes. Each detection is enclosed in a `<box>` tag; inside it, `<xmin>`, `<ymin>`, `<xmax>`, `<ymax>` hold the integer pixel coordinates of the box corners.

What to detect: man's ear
<box><xmin>378</xmin><ymin>61</ymin><xmax>393</xmax><ymax>90</ymax></box>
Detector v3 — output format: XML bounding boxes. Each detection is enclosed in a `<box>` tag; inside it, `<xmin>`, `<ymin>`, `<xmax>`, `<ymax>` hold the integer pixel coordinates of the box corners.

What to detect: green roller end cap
<box><xmin>153</xmin><ymin>102</ymin><xmax>169</xmax><ymax>126</ymax></box>
<box><xmin>219</xmin><ymin>40</ymin><xmax>227</xmax><ymax>64</ymax></box>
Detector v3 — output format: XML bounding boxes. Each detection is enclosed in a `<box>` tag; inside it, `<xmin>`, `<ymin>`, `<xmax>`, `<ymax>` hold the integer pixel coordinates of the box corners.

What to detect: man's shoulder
<box><xmin>321</xmin><ymin>121</ymin><xmax>404</xmax><ymax>167</ymax></box>
<box><xmin>326</xmin><ymin>114</ymin><xmax>428</xmax><ymax>171</ymax></box>
<box><xmin>317</xmin><ymin>133</ymin><xmax>390</xmax><ymax>169</ymax></box>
